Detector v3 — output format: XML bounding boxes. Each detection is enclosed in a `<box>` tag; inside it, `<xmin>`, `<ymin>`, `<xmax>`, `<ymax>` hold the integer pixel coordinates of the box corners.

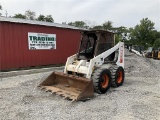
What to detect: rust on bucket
<box><xmin>38</xmin><ymin>72</ymin><xmax>94</xmax><ymax>101</ymax></box>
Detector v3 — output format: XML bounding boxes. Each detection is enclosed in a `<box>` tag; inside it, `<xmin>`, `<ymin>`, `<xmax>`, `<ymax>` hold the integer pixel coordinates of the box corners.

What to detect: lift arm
<box><xmin>86</xmin><ymin>42</ymin><xmax>124</xmax><ymax>78</ymax></box>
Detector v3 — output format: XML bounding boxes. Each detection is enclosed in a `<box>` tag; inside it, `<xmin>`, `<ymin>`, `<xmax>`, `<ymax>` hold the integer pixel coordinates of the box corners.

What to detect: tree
<box><xmin>37</xmin><ymin>14</ymin><xmax>54</xmax><ymax>22</ymax></box>
<box><xmin>114</xmin><ymin>26</ymin><xmax>128</xmax><ymax>36</ymax></box>
<box><xmin>153</xmin><ymin>38</ymin><xmax>160</xmax><ymax>49</ymax></box>
<box><xmin>25</xmin><ymin>10</ymin><xmax>36</xmax><ymax>20</ymax></box>
<box><xmin>13</xmin><ymin>13</ymin><xmax>26</xmax><ymax>19</ymax></box>
<box><xmin>89</xmin><ymin>21</ymin><xmax>113</xmax><ymax>30</ymax></box>
<box><xmin>68</xmin><ymin>22</ymin><xmax>74</xmax><ymax>26</ymax></box>
<box><xmin>129</xmin><ymin>18</ymin><xmax>156</xmax><ymax>47</ymax></box>
<box><xmin>84</xmin><ymin>20</ymin><xmax>96</xmax><ymax>29</ymax></box>
<box><xmin>37</xmin><ymin>14</ymin><xmax>46</xmax><ymax>21</ymax></box>
<box><xmin>155</xmin><ymin>31</ymin><xmax>160</xmax><ymax>39</ymax></box>
<box><xmin>62</xmin><ymin>22</ymin><xmax>67</xmax><ymax>24</ymax></box>
<box><xmin>45</xmin><ymin>15</ymin><xmax>54</xmax><ymax>22</ymax></box>
<box><xmin>103</xmin><ymin>21</ymin><xmax>113</xmax><ymax>30</ymax></box>
<box><xmin>114</xmin><ymin>26</ymin><xmax>129</xmax><ymax>43</ymax></box>
<box><xmin>68</xmin><ymin>21</ymin><xmax>88</xmax><ymax>29</ymax></box>
<box><xmin>91</xmin><ymin>25</ymin><xmax>103</xmax><ymax>30</ymax></box>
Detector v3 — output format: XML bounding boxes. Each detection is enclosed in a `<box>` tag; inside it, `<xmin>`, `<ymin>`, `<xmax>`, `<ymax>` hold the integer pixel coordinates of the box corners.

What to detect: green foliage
<box><xmin>90</xmin><ymin>21</ymin><xmax>113</xmax><ymax>30</ymax></box>
<box><xmin>115</xmin><ymin>34</ymin><xmax>121</xmax><ymax>44</ymax></box>
<box><xmin>37</xmin><ymin>14</ymin><xmax>54</xmax><ymax>22</ymax></box>
<box><xmin>91</xmin><ymin>25</ymin><xmax>103</xmax><ymax>30</ymax></box>
<box><xmin>62</xmin><ymin>22</ymin><xmax>67</xmax><ymax>24</ymax></box>
<box><xmin>25</xmin><ymin>10</ymin><xmax>36</xmax><ymax>20</ymax></box>
<box><xmin>12</xmin><ymin>10</ymin><xmax>54</xmax><ymax>23</ymax></box>
<box><xmin>45</xmin><ymin>15</ymin><xmax>54</xmax><ymax>22</ymax></box>
<box><xmin>102</xmin><ymin>21</ymin><xmax>113</xmax><ymax>30</ymax></box>
<box><xmin>68</xmin><ymin>21</ymin><xmax>88</xmax><ymax>29</ymax></box>
<box><xmin>13</xmin><ymin>13</ymin><xmax>26</xmax><ymax>19</ymax></box>
<box><xmin>67</xmin><ymin>20</ymin><xmax>113</xmax><ymax>30</ymax></box>
<box><xmin>113</xmin><ymin>26</ymin><xmax>129</xmax><ymax>44</ymax></box>
<box><xmin>37</xmin><ymin>14</ymin><xmax>45</xmax><ymax>21</ymax></box>
<box><xmin>115</xmin><ymin>26</ymin><xmax>128</xmax><ymax>36</ymax></box>
<box><xmin>12</xmin><ymin>10</ymin><xmax>36</xmax><ymax>20</ymax></box>
<box><xmin>155</xmin><ymin>31</ymin><xmax>160</xmax><ymax>39</ymax></box>
<box><xmin>153</xmin><ymin>38</ymin><xmax>160</xmax><ymax>49</ymax></box>
<box><xmin>129</xmin><ymin>18</ymin><xmax>156</xmax><ymax>47</ymax></box>
<box><xmin>13</xmin><ymin>10</ymin><xmax>36</xmax><ymax>20</ymax></box>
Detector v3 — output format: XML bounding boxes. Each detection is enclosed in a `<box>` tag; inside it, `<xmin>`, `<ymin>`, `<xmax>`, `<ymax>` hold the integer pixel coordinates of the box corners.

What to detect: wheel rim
<box><xmin>117</xmin><ymin>71</ymin><xmax>123</xmax><ymax>83</ymax></box>
<box><xmin>101</xmin><ymin>74</ymin><xmax>109</xmax><ymax>88</ymax></box>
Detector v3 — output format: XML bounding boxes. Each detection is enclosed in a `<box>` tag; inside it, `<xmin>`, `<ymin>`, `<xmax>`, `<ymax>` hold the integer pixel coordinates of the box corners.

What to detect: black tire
<box><xmin>91</xmin><ymin>68</ymin><xmax>111</xmax><ymax>94</ymax></box>
<box><xmin>110</xmin><ymin>66</ymin><xmax>125</xmax><ymax>87</ymax></box>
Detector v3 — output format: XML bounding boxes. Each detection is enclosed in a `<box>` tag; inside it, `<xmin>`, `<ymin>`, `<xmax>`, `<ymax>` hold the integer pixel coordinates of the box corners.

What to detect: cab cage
<box><xmin>78</xmin><ymin>30</ymin><xmax>115</xmax><ymax>60</ymax></box>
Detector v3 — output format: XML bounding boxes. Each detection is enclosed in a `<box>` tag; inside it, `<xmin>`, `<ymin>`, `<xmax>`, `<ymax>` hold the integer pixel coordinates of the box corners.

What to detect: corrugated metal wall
<box><xmin>0</xmin><ymin>22</ymin><xmax>81</xmax><ymax>71</ymax></box>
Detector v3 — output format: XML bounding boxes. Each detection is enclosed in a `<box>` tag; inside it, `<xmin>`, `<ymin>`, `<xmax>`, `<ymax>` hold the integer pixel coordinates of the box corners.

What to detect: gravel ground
<box><xmin>0</xmin><ymin>49</ymin><xmax>160</xmax><ymax>120</ymax></box>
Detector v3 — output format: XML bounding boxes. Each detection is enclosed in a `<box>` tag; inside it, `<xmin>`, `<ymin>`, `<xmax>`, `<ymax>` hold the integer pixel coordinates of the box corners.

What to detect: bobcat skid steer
<box><xmin>39</xmin><ymin>30</ymin><xmax>125</xmax><ymax>101</ymax></box>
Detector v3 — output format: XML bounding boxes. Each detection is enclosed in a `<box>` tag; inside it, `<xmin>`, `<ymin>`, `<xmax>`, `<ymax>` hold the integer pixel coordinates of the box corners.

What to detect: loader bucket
<box><xmin>38</xmin><ymin>72</ymin><xmax>94</xmax><ymax>101</ymax></box>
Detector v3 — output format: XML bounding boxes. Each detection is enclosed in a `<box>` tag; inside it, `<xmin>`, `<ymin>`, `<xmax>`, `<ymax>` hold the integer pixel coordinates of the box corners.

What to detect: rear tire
<box><xmin>110</xmin><ymin>66</ymin><xmax>125</xmax><ymax>87</ymax></box>
<box><xmin>91</xmin><ymin>68</ymin><xmax>111</xmax><ymax>94</ymax></box>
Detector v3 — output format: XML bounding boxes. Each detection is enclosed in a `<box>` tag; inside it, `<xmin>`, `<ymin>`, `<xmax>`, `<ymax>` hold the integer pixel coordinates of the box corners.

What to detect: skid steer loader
<box><xmin>152</xmin><ymin>48</ymin><xmax>160</xmax><ymax>60</ymax></box>
<box><xmin>39</xmin><ymin>30</ymin><xmax>125</xmax><ymax>101</ymax></box>
<box><xmin>145</xmin><ymin>47</ymin><xmax>154</xmax><ymax>58</ymax></box>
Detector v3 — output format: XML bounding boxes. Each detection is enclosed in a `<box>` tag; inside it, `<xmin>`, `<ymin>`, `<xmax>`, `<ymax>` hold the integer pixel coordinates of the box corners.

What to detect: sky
<box><xmin>0</xmin><ymin>0</ymin><xmax>160</xmax><ymax>30</ymax></box>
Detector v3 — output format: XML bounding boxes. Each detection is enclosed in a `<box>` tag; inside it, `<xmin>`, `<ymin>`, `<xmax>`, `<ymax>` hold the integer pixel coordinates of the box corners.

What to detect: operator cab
<box><xmin>77</xmin><ymin>30</ymin><xmax>115</xmax><ymax>61</ymax></box>
<box><xmin>78</xmin><ymin>33</ymin><xmax>97</xmax><ymax>60</ymax></box>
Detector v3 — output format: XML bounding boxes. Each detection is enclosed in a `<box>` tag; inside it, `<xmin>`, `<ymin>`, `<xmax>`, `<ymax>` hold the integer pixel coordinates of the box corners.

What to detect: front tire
<box><xmin>91</xmin><ymin>68</ymin><xmax>111</xmax><ymax>94</ymax></box>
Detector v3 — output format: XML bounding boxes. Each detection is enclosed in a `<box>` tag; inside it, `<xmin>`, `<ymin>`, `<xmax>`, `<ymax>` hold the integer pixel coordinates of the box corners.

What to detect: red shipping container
<box><xmin>0</xmin><ymin>17</ymin><xmax>82</xmax><ymax>71</ymax></box>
